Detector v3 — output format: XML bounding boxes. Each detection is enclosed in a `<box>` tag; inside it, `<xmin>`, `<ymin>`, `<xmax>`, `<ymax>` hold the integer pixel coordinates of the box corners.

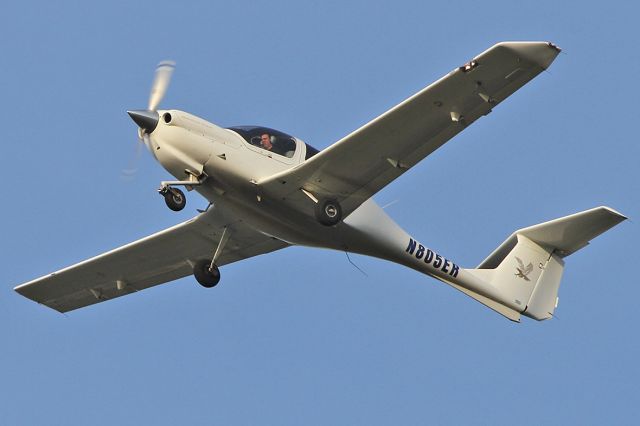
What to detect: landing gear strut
<box><xmin>193</xmin><ymin>226</ymin><xmax>231</xmax><ymax>288</ymax></box>
<box><xmin>194</xmin><ymin>259</ymin><xmax>220</xmax><ymax>288</ymax></box>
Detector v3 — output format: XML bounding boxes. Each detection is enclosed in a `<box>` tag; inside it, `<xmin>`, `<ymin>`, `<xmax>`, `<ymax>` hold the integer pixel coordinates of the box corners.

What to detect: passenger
<box><xmin>260</xmin><ymin>133</ymin><xmax>273</xmax><ymax>151</ymax></box>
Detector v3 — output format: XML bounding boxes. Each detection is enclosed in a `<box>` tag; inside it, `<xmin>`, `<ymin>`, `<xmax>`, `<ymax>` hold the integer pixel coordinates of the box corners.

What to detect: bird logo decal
<box><xmin>515</xmin><ymin>257</ymin><xmax>533</xmax><ymax>281</ymax></box>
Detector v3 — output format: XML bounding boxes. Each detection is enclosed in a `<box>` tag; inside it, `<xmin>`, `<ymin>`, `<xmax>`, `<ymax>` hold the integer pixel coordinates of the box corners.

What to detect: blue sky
<box><xmin>2</xmin><ymin>1</ymin><xmax>638</xmax><ymax>424</ymax></box>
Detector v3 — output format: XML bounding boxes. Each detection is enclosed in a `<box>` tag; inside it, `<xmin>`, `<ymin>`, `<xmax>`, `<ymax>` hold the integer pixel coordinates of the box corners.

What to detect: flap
<box><xmin>478</xmin><ymin>206</ymin><xmax>627</xmax><ymax>269</ymax></box>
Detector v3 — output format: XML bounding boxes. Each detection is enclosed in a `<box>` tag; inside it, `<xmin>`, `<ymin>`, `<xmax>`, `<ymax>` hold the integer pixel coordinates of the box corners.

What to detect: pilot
<box><xmin>260</xmin><ymin>133</ymin><xmax>273</xmax><ymax>151</ymax></box>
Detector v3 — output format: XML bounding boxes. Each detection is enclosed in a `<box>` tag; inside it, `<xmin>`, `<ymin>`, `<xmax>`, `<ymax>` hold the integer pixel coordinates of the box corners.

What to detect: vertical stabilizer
<box><xmin>469</xmin><ymin>206</ymin><xmax>626</xmax><ymax>321</ymax></box>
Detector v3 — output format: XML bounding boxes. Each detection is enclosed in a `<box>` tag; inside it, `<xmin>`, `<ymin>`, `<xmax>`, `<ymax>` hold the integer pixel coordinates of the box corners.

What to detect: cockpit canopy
<box><xmin>227</xmin><ymin>126</ymin><xmax>297</xmax><ymax>158</ymax></box>
<box><xmin>227</xmin><ymin>125</ymin><xmax>320</xmax><ymax>160</ymax></box>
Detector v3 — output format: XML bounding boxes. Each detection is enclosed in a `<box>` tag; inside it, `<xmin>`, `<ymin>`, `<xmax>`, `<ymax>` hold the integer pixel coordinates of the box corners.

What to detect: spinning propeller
<box><xmin>123</xmin><ymin>60</ymin><xmax>175</xmax><ymax>177</ymax></box>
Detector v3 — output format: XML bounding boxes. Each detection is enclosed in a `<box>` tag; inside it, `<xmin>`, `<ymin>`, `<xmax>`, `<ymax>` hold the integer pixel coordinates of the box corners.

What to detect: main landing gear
<box><xmin>314</xmin><ymin>198</ymin><xmax>342</xmax><ymax>226</ymax></box>
<box><xmin>301</xmin><ymin>188</ymin><xmax>343</xmax><ymax>226</ymax></box>
<box><xmin>193</xmin><ymin>259</ymin><xmax>220</xmax><ymax>287</ymax></box>
<box><xmin>193</xmin><ymin>226</ymin><xmax>230</xmax><ymax>288</ymax></box>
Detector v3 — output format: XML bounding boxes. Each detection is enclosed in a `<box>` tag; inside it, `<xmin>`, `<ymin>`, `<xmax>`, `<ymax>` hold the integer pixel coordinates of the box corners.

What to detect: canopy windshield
<box><xmin>228</xmin><ymin>126</ymin><xmax>297</xmax><ymax>158</ymax></box>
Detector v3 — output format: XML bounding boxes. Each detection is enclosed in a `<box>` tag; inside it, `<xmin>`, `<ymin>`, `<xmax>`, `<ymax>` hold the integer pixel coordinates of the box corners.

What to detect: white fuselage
<box><xmin>149</xmin><ymin>109</ymin><xmax>519</xmax><ymax>312</ymax></box>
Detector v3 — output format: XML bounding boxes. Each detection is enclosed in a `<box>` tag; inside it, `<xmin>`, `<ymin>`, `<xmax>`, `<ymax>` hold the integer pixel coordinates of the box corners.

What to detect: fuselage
<box><xmin>151</xmin><ymin>109</ymin><xmax>334</xmax><ymax>246</ymax></box>
<box><xmin>146</xmin><ymin>109</ymin><xmax>520</xmax><ymax>312</ymax></box>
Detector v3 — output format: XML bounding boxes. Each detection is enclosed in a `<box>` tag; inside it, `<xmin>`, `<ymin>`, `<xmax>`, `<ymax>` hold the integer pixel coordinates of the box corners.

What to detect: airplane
<box><xmin>14</xmin><ymin>41</ymin><xmax>626</xmax><ymax>322</ymax></box>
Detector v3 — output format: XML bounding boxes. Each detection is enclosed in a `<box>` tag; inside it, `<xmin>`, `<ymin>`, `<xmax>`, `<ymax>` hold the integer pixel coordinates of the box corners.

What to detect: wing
<box><xmin>14</xmin><ymin>207</ymin><xmax>288</xmax><ymax>312</ymax></box>
<box><xmin>258</xmin><ymin>42</ymin><xmax>560</xmax><ymax>218</ymax></box>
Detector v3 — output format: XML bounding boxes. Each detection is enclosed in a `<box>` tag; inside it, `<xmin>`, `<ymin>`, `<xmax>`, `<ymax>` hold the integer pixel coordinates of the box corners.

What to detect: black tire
<box><xmin>315</xmin><ymin>198</ymin><xmax>342</xmax><ymax>226</ymax></box>
<box><xmin>193</xmin><ymin>259</ymin><xmax>220</xmax><ymax>288</ymax></box>
<box><xmin>164</xmin><ymin>188</ymin><xmax>186</xmax><ymax>211</ymax></box>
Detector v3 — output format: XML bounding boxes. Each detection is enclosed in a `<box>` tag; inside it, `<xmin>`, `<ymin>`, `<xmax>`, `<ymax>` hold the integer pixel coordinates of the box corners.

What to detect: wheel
<box><xmin>163</xmin><ymin>187</ymin><xmax>186</xmax><ymax>211</ymax></box>
<box><xmin>193</xmin><ymin>259</ymin><xmax>220</xmax><ymax>288</ymax></box>
<box><xmin>315</xmin><ymin>198</ymin><xmax>342</xmax><ymax>226</ymax></box>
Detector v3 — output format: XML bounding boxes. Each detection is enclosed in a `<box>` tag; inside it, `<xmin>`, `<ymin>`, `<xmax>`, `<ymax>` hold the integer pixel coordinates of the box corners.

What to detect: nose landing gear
<box><xmin>160</xmin><ymin>187</ymin><xmax>186</xmax><ymax>211</ymax></box>
<box><xmin>158</xmin><ymin>171</ymin><xmax>207</xmax><ymax>212</ymax></box>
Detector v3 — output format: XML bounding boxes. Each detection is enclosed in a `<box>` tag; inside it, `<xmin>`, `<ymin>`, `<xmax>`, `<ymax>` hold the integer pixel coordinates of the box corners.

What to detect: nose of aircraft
<box><xmin>127</xmin><ymin>110</ymin><xmax>159</xmax><ymax>133</ymax></box>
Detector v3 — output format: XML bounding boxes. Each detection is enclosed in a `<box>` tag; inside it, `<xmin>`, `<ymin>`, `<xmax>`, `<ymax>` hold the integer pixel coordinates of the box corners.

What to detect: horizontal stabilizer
<box><xmin>478</xmin><ymin>206</ymin><xmax>626</xmax><ymax>269</ymax></box>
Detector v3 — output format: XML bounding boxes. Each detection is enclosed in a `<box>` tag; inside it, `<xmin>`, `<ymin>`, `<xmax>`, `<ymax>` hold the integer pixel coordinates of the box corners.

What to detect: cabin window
<box><xmin>227</xmin><ymin>126</ymin><xmax>297</xmax><ymax>158</ymax></box>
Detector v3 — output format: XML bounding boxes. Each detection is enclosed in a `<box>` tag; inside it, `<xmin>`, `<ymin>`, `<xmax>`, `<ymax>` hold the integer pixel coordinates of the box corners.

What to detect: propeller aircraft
<box><xmin>14</xmin><ymin>41</ymin><xmax>626</xmax><ymax>322</ymax></box>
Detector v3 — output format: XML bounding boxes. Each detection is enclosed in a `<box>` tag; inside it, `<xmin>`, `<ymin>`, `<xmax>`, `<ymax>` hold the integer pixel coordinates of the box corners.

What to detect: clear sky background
<box><xmin>2</xmin><ymin>1</ymin><xmax>638</xmax><ymax>424</ymax></box>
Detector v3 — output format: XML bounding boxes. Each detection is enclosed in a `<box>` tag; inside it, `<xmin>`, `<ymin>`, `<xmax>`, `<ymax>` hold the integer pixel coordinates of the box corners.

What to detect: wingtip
<box><xmin>547</xmin><ymin>41</ymin><xmax>562</xmax><ymax>53</ymax></box>
<box><xmin>494</xmin><ymin>41</ymin><xmax>562</xmax><ymax>69</ymax></box>
<box><xmin>599</xmin><ymin>206</ymin><xmax>628</xmax><ymax>221</ymax></box>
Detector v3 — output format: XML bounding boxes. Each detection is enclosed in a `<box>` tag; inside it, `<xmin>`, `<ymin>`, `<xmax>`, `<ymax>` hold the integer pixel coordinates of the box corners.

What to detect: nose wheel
<box><xmin>160</xmin><ymin>187</ymin><xmax>186</xmax><ymax>211</ymax></box>
<box><xmin>157</xmin><ymin>172</ymin><xmax>207</xmax><ymax>212</ymax></box>
<box><xmin>194</xmin><ymin>259</ymin><xmax>220</xmax><ymax>288</ymax></box>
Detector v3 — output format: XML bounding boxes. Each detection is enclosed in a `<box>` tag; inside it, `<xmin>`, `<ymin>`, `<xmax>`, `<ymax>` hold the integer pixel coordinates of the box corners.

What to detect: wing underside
<box><xmin>258</xmin><ymin>41</ymin><xmax>561</xmax><ymax>219</ymax></box>
<box><xmin>14</xmin><ymin>208</ymin><xmax>288</xmax><ymax>312</ymax></box>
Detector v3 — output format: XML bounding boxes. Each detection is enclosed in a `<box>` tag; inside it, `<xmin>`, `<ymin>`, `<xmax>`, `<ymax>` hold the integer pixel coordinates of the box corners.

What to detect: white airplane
<box><xmin>14</xmin><ymin>42</ymin><xmax>626</xmax><ymax>322</ymax></box>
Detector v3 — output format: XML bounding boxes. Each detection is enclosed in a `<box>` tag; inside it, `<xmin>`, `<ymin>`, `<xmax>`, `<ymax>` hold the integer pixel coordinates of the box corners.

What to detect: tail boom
<box><xmin>396</xmin><ymin>206</ymin><xmax>625</xmax><ymax>322</ymax></box>
<box><xmin>342</xmin><ymin>201</ymin><xmax>625</xmax><ymax>322</ymax></box>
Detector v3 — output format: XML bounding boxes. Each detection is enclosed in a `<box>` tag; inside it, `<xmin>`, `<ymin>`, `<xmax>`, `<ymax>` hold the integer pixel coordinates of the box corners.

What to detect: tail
<box><xmin>466</xmin><ymin>206</ymin><xmax>626</xmax><ymax>321</ymax></box>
